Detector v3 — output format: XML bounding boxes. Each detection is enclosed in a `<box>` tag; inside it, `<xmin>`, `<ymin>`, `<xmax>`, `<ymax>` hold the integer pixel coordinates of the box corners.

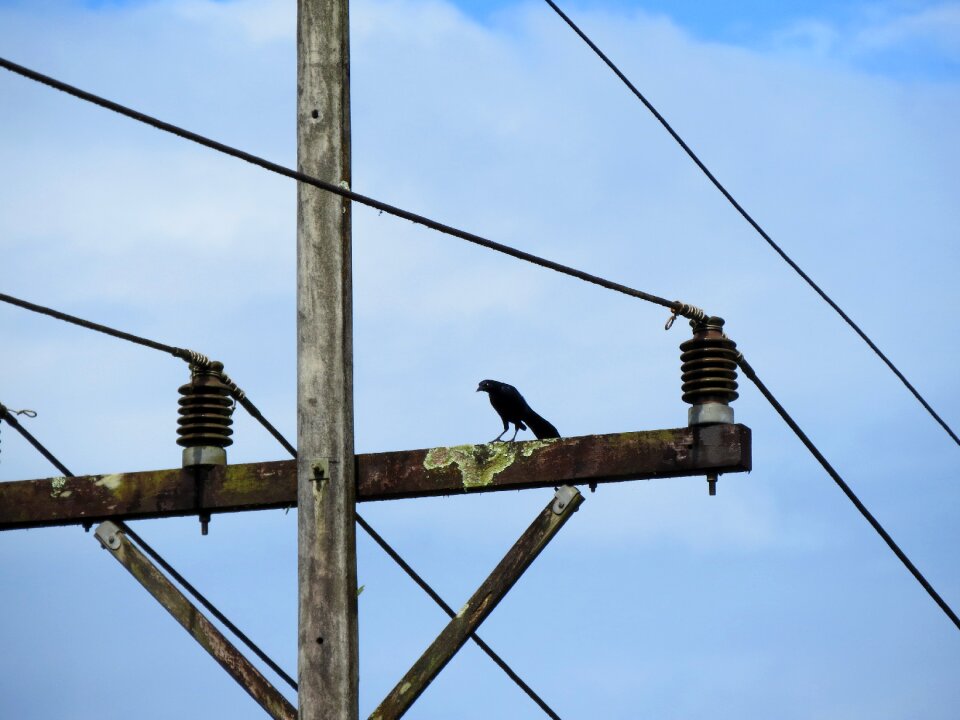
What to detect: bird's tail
<box><xmin>526</xmin><ymin>411</ymin><xmax>559</xmax><ymax>439</ymax></box>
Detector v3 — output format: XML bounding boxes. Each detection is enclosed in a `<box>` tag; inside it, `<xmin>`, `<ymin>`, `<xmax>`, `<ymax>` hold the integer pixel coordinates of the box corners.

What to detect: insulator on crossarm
<box><xmin>680</xmin><ymin>316</ymin><xmax>739</xmax><ymax>496</ymax></box>
<box><xmin>177</xmin><ymin>360</ymin><xmax>234</xmax><ymax>468</ymax></box>
<box><xmin>680</xmin><ymin>316</ymin><xmax>739</xmax><ymax>426</ymax></box>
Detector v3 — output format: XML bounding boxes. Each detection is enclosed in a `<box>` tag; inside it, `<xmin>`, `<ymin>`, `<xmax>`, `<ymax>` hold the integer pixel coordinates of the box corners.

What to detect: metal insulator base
<box><xmin>177</xmin><ymin>361</ymin><xmax>234</xmax><ymax>466</ymax></box>
<box><xmin>182</xmin><ymin>446</ymin><xmax>227</xmax><ymax>467</ymax></box>
<box><xmin>680</xmin><ymin>316</ymin><xmax>739</xmax><ymax>424</ymax></box>
<box><xmin>688</xmin><ymin>402</ymin><xmax>734</xmax><ymax>426</ymax></box>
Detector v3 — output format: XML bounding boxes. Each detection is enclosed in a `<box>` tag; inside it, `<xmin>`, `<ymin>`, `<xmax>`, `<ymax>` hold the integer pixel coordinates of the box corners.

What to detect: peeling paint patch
<box><xmin>95</xmin><ymin>474</ymin><xmax>123</xmax><ymax>492</ymax></box>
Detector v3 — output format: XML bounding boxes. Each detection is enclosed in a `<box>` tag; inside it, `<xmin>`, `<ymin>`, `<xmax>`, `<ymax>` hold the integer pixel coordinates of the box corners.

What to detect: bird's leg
<box><xmin>509</xmin><ymin>425</ymin><xmax>520</xmax><ymax>442</ymax></box>
<box><xmin>490</xmin><ymin>423</ymin><xmax>508</xmax><ymax>443</ymax></box>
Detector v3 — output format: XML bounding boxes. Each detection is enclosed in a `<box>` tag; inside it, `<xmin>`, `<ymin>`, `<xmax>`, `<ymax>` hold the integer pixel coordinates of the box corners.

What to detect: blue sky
<box><xmin>1</xmin><ymin>1</ymin><xmax>958</xmax><ymax>718</ymax></box>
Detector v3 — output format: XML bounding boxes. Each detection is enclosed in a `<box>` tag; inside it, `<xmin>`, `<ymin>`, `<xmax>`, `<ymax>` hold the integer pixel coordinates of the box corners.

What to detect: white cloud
<box><xmin>173</xmin><ymin>0</ymin><xmax>294</xmax><ymax>44</ymax></box>
<box><xmin>854</xmin><ymin>3</ymin><xmax>960</xmax><ymax>60</ymax></box>
<box><xmin>772</xmin><ymin>2</ymin><xmax>960</xmax><ymax>64</ymax></box>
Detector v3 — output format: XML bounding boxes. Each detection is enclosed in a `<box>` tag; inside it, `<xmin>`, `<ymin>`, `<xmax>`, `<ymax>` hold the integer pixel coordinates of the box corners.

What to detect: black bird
<box><xmin>477</xmin><ymin>379</ymin><xmax>559</xmax><ymax>442</ymax></box>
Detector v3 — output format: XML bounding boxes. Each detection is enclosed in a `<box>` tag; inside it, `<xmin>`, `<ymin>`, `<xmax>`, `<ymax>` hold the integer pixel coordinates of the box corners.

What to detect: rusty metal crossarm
<box><xmin>0</xmin><ymin>425</ymin><xmax>750</xmax><ymax>531</ymax></box>
<box><xmin>370</xmin><ymin>485</ymin><xmax>585</xmax><ymax>720</ymax></box>
<box><xmin>93</xmin><ymin>522</ymin><xmax>297</xmax><ymax>720</ymax></box>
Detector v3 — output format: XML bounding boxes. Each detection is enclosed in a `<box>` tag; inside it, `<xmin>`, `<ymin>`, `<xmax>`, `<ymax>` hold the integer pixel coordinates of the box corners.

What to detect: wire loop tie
<box><xmin>0</xmin><ymin>405</ymin><xmax>37</xmax><ymax>419</ymax></box>
<box><xmin>665</xmin><ymin>302</ymin><xmax>707</xmax><ymax>330</ymax></box>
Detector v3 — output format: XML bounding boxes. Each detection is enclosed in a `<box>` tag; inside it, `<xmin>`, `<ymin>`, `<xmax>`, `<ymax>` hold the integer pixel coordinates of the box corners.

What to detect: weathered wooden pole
<box><xmin>297</xmin><ymin>0</ymin><xmax>358</xmax><ymax>717</ymax></box>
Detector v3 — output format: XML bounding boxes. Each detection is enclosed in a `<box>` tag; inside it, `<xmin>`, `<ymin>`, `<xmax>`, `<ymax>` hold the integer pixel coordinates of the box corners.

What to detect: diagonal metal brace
<box><xmin>93</xmin><ymin>522</ymin><xmax>297</xmax><ymax>720</ymax></box>
<box><xmin>370</xmin><ymin>485</ymin><xmax>585</xmax><ymax>720</ymax></box>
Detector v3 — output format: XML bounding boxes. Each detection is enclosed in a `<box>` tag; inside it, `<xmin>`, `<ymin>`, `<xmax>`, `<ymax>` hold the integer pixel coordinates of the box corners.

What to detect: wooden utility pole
<box><xmin>297</xmin><ymin>0</ymin><xmax>358</xmax><ymax>717</ymax></box>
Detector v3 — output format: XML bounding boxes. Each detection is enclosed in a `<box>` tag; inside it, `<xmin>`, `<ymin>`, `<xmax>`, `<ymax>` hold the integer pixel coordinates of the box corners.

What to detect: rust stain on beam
<box><xmin>0</xmin><ymin>461</ymin><xmax>296</xmax><ymax>530</ymax></box>
<box><xmin>0</xmin><ymin>425</ymin><xmax>750</xmax><ymax>530</ymax></box>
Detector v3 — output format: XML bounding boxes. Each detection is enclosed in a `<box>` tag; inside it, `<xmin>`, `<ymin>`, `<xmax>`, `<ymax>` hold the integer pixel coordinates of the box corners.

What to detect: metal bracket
<box><xmin>311</xmin><ymin>458</ymin><xmax>330</xmax><ymax>482</ymax></box>
<box><xmin>552</xmin><ymin>485</ymin><xmax>579</xmax><ymax>515</ymax></box>
<box><xmin>94</xmin><ymin>521</ymin><xmax>123</xmax><ymax>551</ymax></box>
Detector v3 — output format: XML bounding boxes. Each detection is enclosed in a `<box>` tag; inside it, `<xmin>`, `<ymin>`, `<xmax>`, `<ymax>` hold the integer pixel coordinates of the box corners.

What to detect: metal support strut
<box><xmin>94</xmin><ymin>522</ymin><xmax>296</xmax><ymax>720</ymax></box>
<box><xmin>370</xmin><ymin>485</ymin><xmax>585</xmax><ymax>720</ymax></box>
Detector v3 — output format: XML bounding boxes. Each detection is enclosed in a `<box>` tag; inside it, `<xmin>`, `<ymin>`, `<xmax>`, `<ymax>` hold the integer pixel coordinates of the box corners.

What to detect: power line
<box><xmin>0</xmin><ymin>296</ymin><xmax>564</xmax><ymax>716</ymax></box>
<box><xmin>0</xmin><ymin>56</ymin><xmax>702</xmax><ymax>326</ymax></box>
<box><xmin>120</xmin><ymin>522</ymin><xmax>299</xmax><ymax>691</ymax></box>
<box><xmin>735</xmin><ymin>355</ymin><xmax>960</xmax><ymax>632</ymax></box>
<box><xmin>5</xmin><ymin>272</ymin><xmax>957</xmax><ymax>632</ymax></box>
<box><xmin>356</xmin><ymin>513</ymin><xmax>562</xmax><ymax>719</ymax></box>
<box><xmin>272</xmin><ymin>436</ymin><xmax>566</xmax><ymax>717</ymax></box>
<box><xmin>540</xmin><ymin>0</ymin><xmax>958</xmax><ymax>448</ymax></box>
<box><xmin>0</xmin><ymin>404</ymin><xmax>72</xmax><ymax>477</ymax></box>
<box><xmin>0</xmin><ymin>291</ymin><xmax>293</xmax><ymax>457</ymax></box>
<box><xmin>0</xmin><ymin>404</ymin><xmax>299</xmax><ymax>690</ymax></box>
<box><xmin>2</xmin><ymin>45</ymin><xmax>953</xmax><ymax>644</ymax></box>
<box><xmin>4</xmin><ymin>51</ymin><xmax>953</xmax><ymax>450</ymax></box>
<box><xmin>0</xmin><ymin>291</ymin><xmax>180</xmax><ymax>356</ymax></box>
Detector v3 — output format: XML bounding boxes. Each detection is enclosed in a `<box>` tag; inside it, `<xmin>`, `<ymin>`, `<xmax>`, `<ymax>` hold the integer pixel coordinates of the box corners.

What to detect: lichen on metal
<box><xmin>423</xmin><ymin>439</ymin><xmax>557</xmax><ymax>490</ymax></box>
<box><xmin>520</xmin><ymin>438</ymin><xmax>557</xmax><ymax>456</ymax></box>
<box><xmin>95</xmin><ymin>474</ymin><xmax>123</xmax><ymax>491</ymax></box>
<box><xmin>50</xmin><ymin>477</ymin><xmax>68</xmax><ymax>498</ymax></box>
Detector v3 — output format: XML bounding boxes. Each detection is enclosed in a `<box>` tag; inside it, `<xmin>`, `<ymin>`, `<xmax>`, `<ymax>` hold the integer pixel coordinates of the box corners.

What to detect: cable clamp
<box><xmin>175</xmin><ymin>349</ymin><xmax>246</xmax><ymax>401</ymax></box>
<box><xmin>95</xmin><ymin>521</ymin><xmax>123</xmax><ymax>551</ymax></box>
<box><xmin>551</xmin><ymin>485</ymin><xmax>579</xmax><ymax>515</ymax></box>
<box><xmin>175</xmin><ymin>348</ymin><xmax>212</xmax><ymax>369</ymax></box>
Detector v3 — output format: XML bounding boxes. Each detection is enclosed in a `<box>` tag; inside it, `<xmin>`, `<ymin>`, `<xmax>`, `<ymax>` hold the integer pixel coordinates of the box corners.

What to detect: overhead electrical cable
<box><xmin>734</xmin><ymin>357</ymin><xmax>960</xmax><ymax>632</ymax></box>
<box><xmin>354</xmin><ymin>514</ymin><xmax>562</xmax><ymax>719</ymax></box>
<box><xmin>0</xmin><ymin>291</ymin><xmax>294</xmax><ymax>456</ymax></box>
<box><xmin>235</xmin><ymin>412</ymin><xmax>566</xmax><ymax>719</ymax></box>
<box><xmin>0</xmin><ymin>56</ymin><xmax>702</xmax><ymax>326</ymax></box>
<box><xmin>539</xmin><ymin>0</ymin><xmax>958</xmax><ymax>448</ymax></box>
<box><xmin>0</xmin><ymin>299</ymin><xmax>564</xmax><ymax>716</ymax></box>
<box><xmin>4</xmin><ymin>290</ymin><xmax>955</xmax><ymax>632</ymax></box>
<box><xmin>1</xmin><ymin>54</ymin><xmax>955</xmax><ymax>633</ymax></box>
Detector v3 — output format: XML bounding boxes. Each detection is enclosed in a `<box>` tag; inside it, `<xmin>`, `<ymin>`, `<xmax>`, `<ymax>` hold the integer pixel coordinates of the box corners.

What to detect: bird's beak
<box><xmin>476</xmin><ymin>385</ymin><xmax>482</xmax><ymax>392</ymax></box>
